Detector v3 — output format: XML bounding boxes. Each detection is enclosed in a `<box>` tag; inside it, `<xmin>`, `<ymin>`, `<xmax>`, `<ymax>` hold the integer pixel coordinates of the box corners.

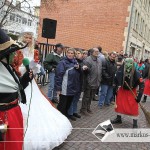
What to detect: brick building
<box><xmin>38</xmin><ymin>0</ymin><xmax>150</xmax><ymax>59</ymax></box>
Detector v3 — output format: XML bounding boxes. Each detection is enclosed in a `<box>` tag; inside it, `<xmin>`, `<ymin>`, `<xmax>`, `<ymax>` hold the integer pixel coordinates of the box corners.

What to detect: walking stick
<box><xmin>114</xmin><ymin>86</ymin><xmax>121</xmax><ymax>109</ymax></box>
<box><xmin>114</xmin><ymin>97</ymin><xmax>117</xmax><ymax>109</ymax></box>
<box><xmin>124</xmin><ymin>81</ymin><xmax>150</xmax><ymax>125</ymax></box>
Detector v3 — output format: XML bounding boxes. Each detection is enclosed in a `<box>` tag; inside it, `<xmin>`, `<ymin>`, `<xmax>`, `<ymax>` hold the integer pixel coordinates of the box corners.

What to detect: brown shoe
<box><xmin>87</xmin><ymin>109</ymin><xmax>93</xmax><ymax>114</ymax></box>
<box><xmin>80</xmin><ymin>110</ymin><xmax>90</xmax><ymax>116</ymax></box>
<box><xmin>110</xmin><ymin>101</ymin><xmax>115</xmax><ymax>105</ymax></box>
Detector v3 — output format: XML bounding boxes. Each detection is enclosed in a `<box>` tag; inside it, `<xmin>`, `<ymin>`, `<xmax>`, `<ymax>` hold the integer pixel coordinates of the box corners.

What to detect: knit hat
<box><xmin>55</xmin><ymin>43</ymin><xmax>64</xmax><ymax>48</ymax></box>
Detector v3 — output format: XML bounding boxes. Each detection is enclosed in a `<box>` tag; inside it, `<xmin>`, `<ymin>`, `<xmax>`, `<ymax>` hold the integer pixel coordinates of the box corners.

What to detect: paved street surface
<box><xmin>40</xmin><ymin>84</ymin><xmax>150</xmax><ymax>150</ymax></box>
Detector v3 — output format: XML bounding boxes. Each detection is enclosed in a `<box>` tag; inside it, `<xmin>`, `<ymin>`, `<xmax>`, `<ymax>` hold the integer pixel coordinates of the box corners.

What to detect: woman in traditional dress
<box><xmin>13</xmin><ymin>31</ymin><xmax>72</xmax><ymax>150</ymax></box>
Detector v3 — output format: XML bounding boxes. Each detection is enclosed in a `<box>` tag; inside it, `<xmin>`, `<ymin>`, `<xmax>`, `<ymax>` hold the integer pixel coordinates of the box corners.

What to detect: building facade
<box><xmin>126</xmin><ymin>0</ymin><xmax>150</xmax><ymax>60</ymax></box>
<box><xmin>38</xmin><ymin>0</ymin><xmax>150</xmax><ymax>60</ymax></box>
<box><xmin>0</xmin><ymin>0</ymin><xmax>39</xmax><ymax>38</ymax></box>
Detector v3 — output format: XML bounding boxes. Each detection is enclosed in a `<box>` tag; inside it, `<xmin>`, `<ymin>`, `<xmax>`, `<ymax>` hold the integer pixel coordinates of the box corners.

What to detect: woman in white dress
<box><xmin>14</xmin><ymin>31</ymin><xmax>72</xmax><ymax>150</ymax></box>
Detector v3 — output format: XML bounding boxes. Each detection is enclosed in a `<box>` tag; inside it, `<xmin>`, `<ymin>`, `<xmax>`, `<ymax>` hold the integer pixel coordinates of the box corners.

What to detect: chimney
<box><xmin>16</xmin><ymin>0</ymin><xmax>21</xmax><ymax>10</ymax></box>
<box><xmin>34</xmin><ymin>6</ymin><xmax>40</xmax><ymax>17</ymax></box>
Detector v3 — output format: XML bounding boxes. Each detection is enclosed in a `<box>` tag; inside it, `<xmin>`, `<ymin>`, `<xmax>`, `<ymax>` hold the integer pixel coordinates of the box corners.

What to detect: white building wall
<box><xmin>1</xmin><ymin>3</ymin><xmax>39</xmax><ymax>38</ymax></box>
<box><xmin>127</xmin><ymin>0</ymin><xmax>150</xmax><ymax>60</ymax></box>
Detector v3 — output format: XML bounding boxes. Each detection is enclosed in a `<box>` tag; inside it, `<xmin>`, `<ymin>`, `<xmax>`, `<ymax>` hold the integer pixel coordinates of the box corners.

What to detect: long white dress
<box><xmin>19</xmin><ymin>53</ymin><xmax>72</xmax><ymax>150</ymax></box>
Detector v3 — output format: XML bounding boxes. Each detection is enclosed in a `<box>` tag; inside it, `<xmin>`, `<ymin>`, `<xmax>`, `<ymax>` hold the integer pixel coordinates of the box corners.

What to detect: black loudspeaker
<box><xmin>42</xmin><ymin>18</ymin><xmax>57</xmax><ymax>39</ymax></box>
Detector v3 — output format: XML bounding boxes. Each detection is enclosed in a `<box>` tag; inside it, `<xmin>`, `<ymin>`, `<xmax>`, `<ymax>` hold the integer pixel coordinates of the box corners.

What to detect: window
<box><xmin>148</xmin><ymin>29</ymin><xmax>150</xmax><ymax>42</ymax></box>
<box><xmin>9</xmin><ymin>30</ymin><xmax>14</xmax><ymax>34</ymax></box>
<box><xmin>141</xmin><ymin>20</ymin><xmax>144</xmax><ymax>36</ymax></box>
<box><xmin>136</xmin><ymin>13</ymin><xmax>140</xmax><ymax>31</ymax></box>
<box><xmin>1</xmin><ymin>10</ymin><xmax>6</xmax><ymax>16</ymax></box>
<box><xmin>148</xmin><ymin>0</ymin><xmax>150</xmax><ymax>12</ymax></box>
<box><xmin>10</xmin><ymin>13</ymin><xmax>15</xmax><ymax>21</ymax></box>
<box><xmin>2</xmin><ymin>29</ymin><xmax>8</xmax><ymax>33</ymax></box>
<box><xmin>139</xmin><ymin>0</ymin><xmax>142</xmax><ymax>4</ymax></box>
<box><xmin>16</xmin><ymin>15</ymin><xmax>21</xmax><ymax>23</ymax></box>
<box><xmin>143</xmin><ymin>0</ymin><xmax>146</xmax><ymax>7</ymax></box>
<box><xmin>145</xmin><ymin>0</ymin><xmax>149</xmax><ymax>11</ymax></box>
<box><xmin>16</xmin><ymin>32</ymin><xmax>20</xmax><ymax>35</ymax></box>
<box><xmin>134</xmin><ymin>10</ymin><xmax>137</xmax><ymax>29</ymax></box>
<box><xmin>140</xmin><ymin>18</ymin><xmax>143</xmax><ymax>34</ymax></box>
<box><xmin>144</xmin><ymin>25</ymin><xmax>147</xmax><ymax>38</ymax></box>
<box><xmin>28</xmin><ymin>19</ymin><xmax>32</xmax><ymax>26</ymax></box>
<box><xmin>22</xmin><ymin>17</ymin><xmax>27</xmax><ymax>25</ymax></box>
<box><xmin>145</xmin><ymin>0</ymin><xmax>148</xmax><ymax>6</ymax></box>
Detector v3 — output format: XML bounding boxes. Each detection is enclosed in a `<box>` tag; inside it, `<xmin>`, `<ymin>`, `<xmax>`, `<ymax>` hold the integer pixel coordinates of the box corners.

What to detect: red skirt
<box><xmin>0</xmin><ymin>106</ymin><xmax>23</xmax><ymax>150</ymax></box>
<box><xmin>143</xmin><ymin>79</ymin><xmax>150</xmax><ymax>96</ymax></box>
<box><xmin>115</xmin><ymin>87</ymin><xmax>139</xmax><ymax>116</ymax></box>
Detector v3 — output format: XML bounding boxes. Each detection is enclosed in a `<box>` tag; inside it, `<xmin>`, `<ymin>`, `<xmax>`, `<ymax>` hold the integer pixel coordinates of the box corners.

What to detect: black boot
<box><xmin>133</xmin><ymin>119</ymin><xmax>138</xmax><ymax>128</ymax></box>
<box><xmin>142</xmin><ymin>95</ymin><xmax>147</xmax><ymax>103</ymax></box>
<box><xmin>68</xmin><ymin>115</ymin><xmax>76</xmax><ymax>121</ymax></box>
<box><xmin>0</xmin><ymin>132</ymin><xmax>3</xmax><ymax>141</ymax></box>
<box><xmin>73</xmin><ymin>113</ymin><xmax>81</xmax><ymax>118</ymax></box>
<box><xmin>111</xmin><ymin>115</ymin><xmax>122</xmax><ymax>124</ymax></box>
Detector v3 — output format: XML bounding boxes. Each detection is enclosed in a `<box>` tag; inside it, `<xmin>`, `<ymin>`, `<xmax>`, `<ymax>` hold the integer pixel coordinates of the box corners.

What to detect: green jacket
<box><xmin>44</xmin><ymin>52</ymin><xmax>62</xmax><ymax>72</ymax></box>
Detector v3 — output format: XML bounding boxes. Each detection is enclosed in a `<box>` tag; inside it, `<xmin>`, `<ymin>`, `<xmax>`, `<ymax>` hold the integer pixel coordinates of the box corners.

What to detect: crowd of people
<box><xmin>43</xmin><ymin>43</ymin><xmax>150</xmax><ymax>129</ymax></box>
<box><xmin>0</xmin><ymin>28</ymin><xmax>150</xmax><ymax>149</ymax></box>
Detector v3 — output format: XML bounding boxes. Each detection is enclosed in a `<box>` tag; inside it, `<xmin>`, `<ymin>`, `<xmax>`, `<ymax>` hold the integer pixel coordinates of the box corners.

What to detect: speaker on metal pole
<box><xmin>42</xmin><ymin>18</ymin><xmax>57</xmax><ymax>39</ymax></box>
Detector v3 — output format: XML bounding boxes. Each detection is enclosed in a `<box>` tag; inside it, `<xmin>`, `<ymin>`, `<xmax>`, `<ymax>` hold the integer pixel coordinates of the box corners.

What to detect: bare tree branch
<box><xmin>0</xmin><ymin>0</ymin><xmax>35</xmax><ymax>28</ymax></box>
<box><xmin>0</xmin><ymin>0</ymin><xmax>14</xmax><ymax>27</ymax></box>
<box><xmin>0</xmin><ymin>0</ymin><xmax>6</xmax><ymax>9</ymax></box>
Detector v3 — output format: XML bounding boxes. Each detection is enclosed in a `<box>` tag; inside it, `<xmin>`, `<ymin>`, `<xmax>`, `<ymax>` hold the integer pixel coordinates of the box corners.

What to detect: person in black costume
<box><xmin>0</xmin><ymin>29</ymin><xmax>33</xmax><ymax>150</ymax></box>
<box><xmin>111</xmin><ymin>58</ymin><xmax>144</xmax><ymax>128</ymax></box>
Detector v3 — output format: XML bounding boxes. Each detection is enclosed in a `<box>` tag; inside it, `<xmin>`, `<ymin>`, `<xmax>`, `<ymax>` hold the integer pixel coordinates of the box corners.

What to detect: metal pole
<box><xmin>45</xmin><ymin>38</ymin><xmax>48</xmax><ymax>58</ymax></box>
<box><xmin>125</xmin><ymin>0</ymin><xmax>135</xmax><ymax>53</ymax></box>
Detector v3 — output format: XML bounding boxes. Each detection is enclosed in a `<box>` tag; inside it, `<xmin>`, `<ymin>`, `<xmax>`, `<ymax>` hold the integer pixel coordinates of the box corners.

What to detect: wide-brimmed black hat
<box><xmin>0</xmin><ymin>29</ymin><xmax>27</xmax><ymax>60</ymax></box>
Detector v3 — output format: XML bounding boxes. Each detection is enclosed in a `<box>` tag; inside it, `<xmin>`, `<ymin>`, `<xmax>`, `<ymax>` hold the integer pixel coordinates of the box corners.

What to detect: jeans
<box><xmin>47</xmin><ymin>72</ymin><xmax>57</xmax><ymax>101</ymax></box>
<box><xmin>80</xmin><ymin>85</ymin><xmax>97</xmax><ymax>112</ymax></box>
<box><xmin>37</xmin><ymin>66</ymin><xmax>45</xmax><ymax>76</ymax></box>
<box><xmin>98</xmin><ymin>84</ymin><xmax>113</xmax><ymax>106</ymax></box>
<box><xmin>68</xmin><ymin>92</ymin><xmax>81</xmax><ymax>115</ymax></box>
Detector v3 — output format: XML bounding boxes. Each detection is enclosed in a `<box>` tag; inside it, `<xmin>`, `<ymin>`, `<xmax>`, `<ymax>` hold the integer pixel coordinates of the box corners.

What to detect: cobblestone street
<box><xmin>41</xmin><ymin>85</ymin><xmax>150</xmax><ymax>150</ymax></box>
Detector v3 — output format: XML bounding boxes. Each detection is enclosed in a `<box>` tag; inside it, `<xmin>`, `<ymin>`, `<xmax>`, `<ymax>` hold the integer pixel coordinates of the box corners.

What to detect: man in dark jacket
<box><xmin>98</xmin><ymin>51</ymin><xmax>117</xmax><ymax>108</ymax></box>
<box><xmin>44</xmin><ymin>43</ymin><xmax>63</xmax><ymax>103</ymax></box>
<box><xmin>80</xmin><ymin>47</ymin><xmax>102</xmax><ymax>115</ymax></box>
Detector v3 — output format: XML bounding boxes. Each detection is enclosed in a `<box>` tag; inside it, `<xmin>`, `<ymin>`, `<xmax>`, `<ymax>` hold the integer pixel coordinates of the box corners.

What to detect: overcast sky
<box><xmin>29</xmin><ymin>0</ymin><xmax>41</xmax><ymax>7</ymax></box>
<box><xmin>31</xmin><ymin>0</ymin><xmax>41</xmax><ymax>6</ymax></box>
